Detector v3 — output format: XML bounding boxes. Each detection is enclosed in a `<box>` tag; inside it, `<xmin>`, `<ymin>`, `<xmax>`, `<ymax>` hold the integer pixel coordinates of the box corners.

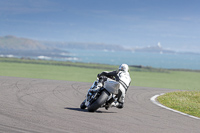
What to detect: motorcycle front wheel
<box><xmin>80</xmin><ymin>99</ymin><xmax>87</xmax><ymax>109</ymax></box>
<box><xmin>87</xmin><ymin>90</ymin><xmax>109</xmax><ymax>112</ymax></box>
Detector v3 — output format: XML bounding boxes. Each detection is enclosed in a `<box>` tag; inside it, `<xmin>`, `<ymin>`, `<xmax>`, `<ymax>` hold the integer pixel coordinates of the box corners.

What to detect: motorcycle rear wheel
<box><xmin>88</xmin><ymin>90</ymin><xmax>109</xmax><ymax>112</ymax></box>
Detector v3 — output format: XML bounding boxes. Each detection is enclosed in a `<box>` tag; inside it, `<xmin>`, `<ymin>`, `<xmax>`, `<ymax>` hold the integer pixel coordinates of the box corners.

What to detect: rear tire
<box><xmin>88</xmin><ymin>90</ymin><xmax>109</xmax><ymax>112</ymax></box>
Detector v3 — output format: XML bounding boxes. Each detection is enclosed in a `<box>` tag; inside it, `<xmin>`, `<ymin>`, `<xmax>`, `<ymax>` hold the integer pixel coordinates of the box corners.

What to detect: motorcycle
<box><xmin>80</xmin><ymin>76</ymin><xmax>120</xmax><ymax>112</ymax></box>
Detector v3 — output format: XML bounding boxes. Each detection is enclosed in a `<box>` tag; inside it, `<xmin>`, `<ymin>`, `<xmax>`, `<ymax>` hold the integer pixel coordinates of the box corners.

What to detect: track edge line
<box><xmin>150</xmin><ymin>93</ymin><xmax>200</xmax><ymax>120</ymax></box>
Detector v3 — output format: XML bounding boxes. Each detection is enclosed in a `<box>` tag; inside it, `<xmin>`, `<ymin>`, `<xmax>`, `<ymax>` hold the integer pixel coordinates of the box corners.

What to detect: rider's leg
<box><xmin>115</xmin><ymin>85</ymin><xmax>126</xmax><ymax>109</ymax></box>
<box><xmin>105</xmin><ymin>85</ymin><xmax>126</xmax><ymax>109</ymax></box>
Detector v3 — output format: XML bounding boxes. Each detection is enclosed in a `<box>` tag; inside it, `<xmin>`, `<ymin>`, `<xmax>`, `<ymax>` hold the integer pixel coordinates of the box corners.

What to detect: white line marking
<box><xmin>150</xmin><ymin>93</ymin><xmax>200</xmax><ymax>120</ymax></box>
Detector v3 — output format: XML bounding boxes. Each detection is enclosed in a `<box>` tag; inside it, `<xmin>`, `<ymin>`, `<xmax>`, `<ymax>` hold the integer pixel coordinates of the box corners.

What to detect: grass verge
<box><xmin>0</xmin><ymin>57</ymin><xmax>200</xmax><ymax>90</ymax></box>
<box><xmin>157</xmin><ymin>91</ymin><xmax>200</xmax><ymax>118</ymax></box>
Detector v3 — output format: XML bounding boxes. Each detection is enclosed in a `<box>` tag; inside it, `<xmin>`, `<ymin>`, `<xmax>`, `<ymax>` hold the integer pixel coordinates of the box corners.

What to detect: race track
<box><xmin>0</xmin><ymin>76</ymin><xmax>199</xmax><ymax>133</ymax></box>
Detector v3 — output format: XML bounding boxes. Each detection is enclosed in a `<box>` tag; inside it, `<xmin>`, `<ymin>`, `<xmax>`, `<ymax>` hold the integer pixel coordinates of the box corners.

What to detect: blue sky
<box><xmin>0</xmin><ymin>0</ymin><xmax>200</xmax><ymax>52</ymax></box>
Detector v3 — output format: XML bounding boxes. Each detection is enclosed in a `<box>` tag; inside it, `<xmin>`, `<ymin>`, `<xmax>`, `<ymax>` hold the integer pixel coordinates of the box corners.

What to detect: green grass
<box><xmin>157</xmin><ymin>91</ymin><xmax>200</xmax><ymax>118</ymax></box>
<box><xmin>0</xmin><ymin>57</ymin><xmax>200</xmax><ymax>90</ymax></box>
<box><xmin>133</xmin><ymin>70</ymin><xmax>200</xmax><ymax>90</ymax></box>
<box><xmin>0</xmin><ymin>62</ymin><xmax>102</xmax><ymax>82</ymax></box>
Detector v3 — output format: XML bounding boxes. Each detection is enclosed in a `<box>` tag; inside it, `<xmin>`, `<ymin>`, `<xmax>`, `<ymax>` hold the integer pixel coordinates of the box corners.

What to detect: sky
<box><xmin>0</xmin><ymin>0</ymin><xmax>200</xmax><ymax>52</ymax></box>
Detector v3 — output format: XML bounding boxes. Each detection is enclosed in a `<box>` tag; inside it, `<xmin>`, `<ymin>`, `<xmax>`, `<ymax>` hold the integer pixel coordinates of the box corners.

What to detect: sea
<box><xmin>1</xmin><ymin>49</ymin><xmax>200</xmax><ymax>70</ymax></box>
<box><xmin>65</xmin><ymin>49</ymin><xmax>200</xmax><ymax>70</ymax></box>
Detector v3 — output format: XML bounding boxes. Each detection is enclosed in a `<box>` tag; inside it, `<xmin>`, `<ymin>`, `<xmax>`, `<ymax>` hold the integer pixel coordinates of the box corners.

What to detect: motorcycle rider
<box><xmin>97</xmin><ymin>64</ymin><xmax>131</xmax><ymax>109</ymax></box>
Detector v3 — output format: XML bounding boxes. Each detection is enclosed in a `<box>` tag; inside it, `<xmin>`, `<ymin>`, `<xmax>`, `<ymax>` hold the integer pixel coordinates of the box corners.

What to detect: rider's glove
<box><xmin>97</xmin><ymin>74</ymin><xmax>101</xmax><ymax>78</ymax></box>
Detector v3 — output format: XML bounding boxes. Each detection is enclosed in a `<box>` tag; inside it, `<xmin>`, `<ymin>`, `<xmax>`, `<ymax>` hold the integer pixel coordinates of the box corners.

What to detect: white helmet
<box><xmin>119</xmin><ymin>64</ymin><xmax>129</xmax><ymax>72</ymax></box>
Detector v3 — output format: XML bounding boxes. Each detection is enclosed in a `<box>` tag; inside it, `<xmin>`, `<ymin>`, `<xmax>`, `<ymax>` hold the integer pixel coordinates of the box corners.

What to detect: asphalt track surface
<box><xmin>0</xmin><ymin>76</ymin><xmax>199</xmax><ymax>133</ymax></box>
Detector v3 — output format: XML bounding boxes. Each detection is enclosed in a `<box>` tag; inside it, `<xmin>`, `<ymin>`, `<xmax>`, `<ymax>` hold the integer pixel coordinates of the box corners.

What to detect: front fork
<box><xmin>85</xmin><ymin>91</ymin><xmax>98</xmax><ymax>107</ymax></box>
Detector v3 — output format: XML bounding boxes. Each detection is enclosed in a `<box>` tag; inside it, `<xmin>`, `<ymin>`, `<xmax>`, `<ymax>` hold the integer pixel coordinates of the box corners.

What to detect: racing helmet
<box><xmin>119</xmin><ymin>64</ymin><xmax>129</xmax><ymax>72</ymax></box>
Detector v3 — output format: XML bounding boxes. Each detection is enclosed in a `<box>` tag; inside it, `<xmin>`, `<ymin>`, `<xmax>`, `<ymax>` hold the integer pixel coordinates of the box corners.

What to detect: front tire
<box><xmin>80</xmin><ymin>100</ymin><xmax>87</xmax><ymax>109</ymax></box>
<box><xmin>88</xmin><ymin>90</ymin><xmax>109</xmax><ymax>112</ymax></box>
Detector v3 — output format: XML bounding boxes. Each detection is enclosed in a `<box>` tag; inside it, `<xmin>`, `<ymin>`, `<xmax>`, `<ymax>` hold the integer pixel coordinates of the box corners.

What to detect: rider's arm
<box><xmin>98</xmin><ymin>70</ymin><xmax>118</xmax><ymax>77</ymax></box>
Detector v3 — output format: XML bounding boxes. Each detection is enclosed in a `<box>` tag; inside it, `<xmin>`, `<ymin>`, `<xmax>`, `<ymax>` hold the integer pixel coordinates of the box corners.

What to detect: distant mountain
<box><xmin>41</xmin><ymin>41</ymin><xmax>125</xmax><ymax>51</ymax></box>
<box><xmin>0</xmin><ymin>35</ymin><xmax>49</xmax><ymax>51</ymax></box>
<box><xmin>1</xmin><ymin>35</ymin><xmax>198</xmax><ymax>56</ymax></box>
<box><xmin>130</xmin><ymin>44</ymin><xmax>175</xmax><ymax>54</ymax></box>
<box><xmin>0</xmin><ymin>36</ymin><xmax>69</xmax><ymax>58</ymax></box>
<box><xmin>0</xmin><ymin>35</ymin><xmax>126</xmax><ymax>51</ymax></box>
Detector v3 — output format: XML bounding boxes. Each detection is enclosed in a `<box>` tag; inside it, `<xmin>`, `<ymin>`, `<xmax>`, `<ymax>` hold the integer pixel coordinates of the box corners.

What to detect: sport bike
<box><xmin>80</xmin><ymin>76</ymin><xmax>119</xmax><ymax>112</ymax></box>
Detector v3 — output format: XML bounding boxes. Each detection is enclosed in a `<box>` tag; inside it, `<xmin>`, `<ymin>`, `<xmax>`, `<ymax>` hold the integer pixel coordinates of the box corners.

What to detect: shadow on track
<box><xmin>65</xmin><ymin>107</ymin><xmax>117</xmax><ymax>113</ymax></box>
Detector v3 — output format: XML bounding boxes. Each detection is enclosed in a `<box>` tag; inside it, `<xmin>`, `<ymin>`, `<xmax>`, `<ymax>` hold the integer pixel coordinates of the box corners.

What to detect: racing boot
<box><xmin>116</xmin><ymin>102</ymin><xmax>124</xmax><ymax>109</ymax></box>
